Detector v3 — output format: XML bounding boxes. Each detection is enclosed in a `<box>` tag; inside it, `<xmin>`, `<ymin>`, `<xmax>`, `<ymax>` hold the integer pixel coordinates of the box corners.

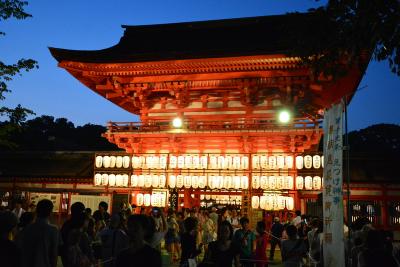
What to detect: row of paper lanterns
<box><xmin>135</xmin><ymin>192</ymin><xmax>167</xmax><ymax>207</ymax></box>
<box><xmin>94</xmin><ymin>173</ymin><xmax>322</xmax><ymax>190</ymax></box>
<box><xmin>95</xmin><ymin>154</ymin><xmax>323</xmax><ymax>170</ymax></box>
<box><xmin>251</xmin><ymin>195</ymin><xmax>295</xmax><ymax>210</ymax></box>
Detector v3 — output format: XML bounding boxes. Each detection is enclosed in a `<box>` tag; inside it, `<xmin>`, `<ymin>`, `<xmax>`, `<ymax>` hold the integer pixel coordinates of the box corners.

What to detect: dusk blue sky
<box><xmin>2</xmin><ymin>0</ymin><xmax>399</xmax><ymax>131</ymax></box>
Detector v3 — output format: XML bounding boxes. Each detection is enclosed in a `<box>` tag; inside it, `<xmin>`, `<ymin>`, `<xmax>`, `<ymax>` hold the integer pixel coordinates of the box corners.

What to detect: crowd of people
<box><xmin>1</xmin><ymin>200</ymin><xmax>400</xmax><ymax>267</ymax></box>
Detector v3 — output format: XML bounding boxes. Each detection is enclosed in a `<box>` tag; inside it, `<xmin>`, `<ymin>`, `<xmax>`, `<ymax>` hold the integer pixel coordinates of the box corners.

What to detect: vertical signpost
<box><xmin>323</xmin><ymin>102</ymin><xmax>345</xmax><ymax>267</ymax></box>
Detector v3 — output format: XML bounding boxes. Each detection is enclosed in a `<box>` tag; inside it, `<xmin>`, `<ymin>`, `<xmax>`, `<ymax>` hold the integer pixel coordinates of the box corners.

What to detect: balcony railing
<box><xmin>106</xmin><ymin>118</ymin><xmax>322</xmax><ymax>133</ymax></box>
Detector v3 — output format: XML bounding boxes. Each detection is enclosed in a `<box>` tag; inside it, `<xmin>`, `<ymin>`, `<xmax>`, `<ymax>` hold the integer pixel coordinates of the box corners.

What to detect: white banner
<box><xmin>70</xmin><ymin>195</ymin><xmax>111</xmax><ymax>214</ymax></box>
<box><xmin>29</xmin><ymin>193</ymin><xmax>61</xmax><ymax>213</ymax></box>
<box><xmin>323</xmin><ymin>102</ymin><xmax>345</xmax><ymax>267</ymax></box>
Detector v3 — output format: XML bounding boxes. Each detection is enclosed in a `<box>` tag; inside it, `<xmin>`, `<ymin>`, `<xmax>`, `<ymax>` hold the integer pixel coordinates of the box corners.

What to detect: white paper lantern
<box><xmin>296</xmin><ymin>176</ymin><xmax>304</xmax><ymax>190</ymax></box>
<box><xmin>108</xmin><ymin>174</ymin><xmax>116</xmax><ymax>186</ymax></box>
<box><xmin>123</xmin><ymin>156</ymin><xmax>130</xmax><ymax>168</ymax></box>
<box><xmin>101</xmin><ymin>174</ymin><xmax>109</xmax><ymax>186</ymax></box>
<box><xmin>268</xmin><ymin>156</ymin><xmax>277</xmax><ymax>170</ymax></box>
<box><xmin>209</xmin><ymin>155</ymin><xmax>217</xmax><ymax>169</ymax></box>
<box><xmin>151</xmin><ymin>194</ymin><xmax>158</xmax><ymax>206</ymax></box>
<box><xmin>145</xmin><ymin>156</ymin><xmax>153</xmax><ymax>169</ymax></box>
<box><xmin>159</xmin><ymin>193</ymin><xmax>166</xmax><ymax>207</ymax></box>
<box><xmin>260</xmin><ymin>155</ymin><xmax>268</xmax><ymax>169</ymax></box>
<box><xmin>159</xmin><ymin>175</ymin><xmax>166</xmax><ymax>188</ymax></box>
<box><xmin>286</xmin><ymin>197</ymin><xmax>294</xmax><ymax>210</ymax></box>
<box><xmin>131</xmin><ymin>175</ymin><xmax>138</xmax><ymax>187</ymax></box>
<box><xmin>252</xmin><ymin>155</ymin><xmax>260</xmax><ymax>169</ymax></box>
<box><xmin>321</xmin><ymin>155</ymin><xmax>324</xmax><ymax>168</ymax></box>
<box><xmin>304</xmin><ymin>155</ymin><xmax>313</xmax><ymax>169</ymax></box>
<box><xmin>176</xmin><ymin>156</ymin><xmax>184</xmax><ymax>169</ymax></box>
<box><xmin>95</xmin><ymin>156</ymin><xmax>103</xmax><ymax>168</ymax></box>
<box><xmin>168</xmin><ymin>175</ymin><xmax>176</xmax><ymax>188</ymax></box>
<box><xmin>251</xmin><ymin>196</ymin><xmax>260</xmax><ymax>209</ymax></box>
<box><xmin>285</xmin><ymin>156</ymin><xmax>294</xmax><ymax>169</ymax></box>
<box><xmin>200</xmin><ymin>155</ymin><xmax>208</xmax><ymax>169</ymax></box>
<box><xmin>266</xmin><ymin>195</ymin><xmax>273</xmax><ymax>210</ymax></box>
<box><xmin>217</xmin><ymin>156</ymin><xmax>225</xmax><ymax>169</ymax></box>
<box><xmin>208</xmin><ymin>175</ymin><xmax>216</xmax><ymax>189</ymax></box>
<box><xmin>223</xmin><ymin>176</ymin><xmax>232</xmax><ymax>189</ymax></box>
<box><xmin>233</xmin><ymin>176</ymin><xmax>241</xmax><ymax>189</ymax></box>
<box><xmin>136</xmin><ymin>193</ymin><xmax>144</xmax><ymax>206</ymax></box>
<box><xmin>144</xmin><ymin>175</ymin><xmax>152</xmax><ymax>188</ymax></box>
<box><xmin>192</xmin><ymin>156</ymin><xmax>200</xmax><ymax>169</ymax></box>
<box><xmin>233</xmin><ymin>156</ymin><xmax>241</xmax><ymax>169</ymax></box>
<box><xmin>269</xmin><ymin>176</ymin><xmax>276</xmax><ymax>189</ymax></box>
<box><xmin>295</xmin><ymin>156</ymin><xmax>304</xmax><ymax>169</ymax></box>
<box><xmin>184</xmin><ymin>175</ymin><xmax>192</xmax><ymax>188</ymax></box>
<box><xmin>185</xmin><ymin>155</ymin><xmax>193</xmax><ymax>169</ymax></box>
<box><xmin>143</xmin><ymin>194</ymin><xmax>151</xmax><ymax>206</ymax></box>
<box><xmin>277</xmin><ymin>156</ymin><xmax>285</xmax><ymax>169</ymax></box>
<box><xmin>116</xmin><ymin>174</ymin><xmax>123</xmax><ymax>186</ymax></box>
<box><xmin>152</xmin><ymin>175</ymin><xmax>159</xmax><ymax>188</ymax></box>
<box><xmin>153</xmin><ymin>156</ymin><xmax>160</xmax><ymax>169</ymax></box>
<box><xmin>191</xmin><ymin>175</ymin><xmax>199</xmax><ymax>189</ymax></box>
<box><xmin>313</xmin><ymin>155</ymin><xmax>321</xmax><ymax>169</ymax></box>
<box><xmin>132</xmin><ymin>156</ymin><xmax>140</xmax><ymax>168</ymax></box>
<box><xmin>103</xmin><ymin>156</ymin><xmax>111</xmax><ymax>168</ymax></box>
<box><xmin>159</xmin><ymin>155</ymin><xmax>167</xmax><ymax>169</ymax></box>
<box><xmin>137</xmin><ymin>175</ymin><xmax>144</xmax><ymax>187</ymax></box>
<box><xmin>304</xmin><ymin>176</ymin><xmax>313</xmax><ymax>190</ymax></box>
<box><xmin>109</xmin><ymin>156</ymin><xmax>117</xmax><ymax>168</ymax></box>
<box><xmin>259</xmin><ymin>196</ymin><xmax>267</xmax><ymax>210</ymax></box>
<box><xmin>285</xmin><ymin>176</ymin><xmax>294</xmax><ymax>190</ymax></box>
<box><xmin>260</xmin><ymin>176</ymin><xmax>268</xmax><ymax>190</ymax></box>
<box><xmin>252</xmin><ymin>175</ymin><xmax>260</xmax><ymax>189</ymax></box>
<box><xmin>277</xmin><ymin>176</ymin><xmax>285</xmax><ymax>190</ymax></box>
<box><xmin>116</xmin><ymin>156</ymin><xmax>123</xmax><ymax>168</ymax></box>
<box><xmin>313</xmin><ymin>176</ymin><xmax>322</xmax><ymax>190</ymax></box>
<box><xmin>217</xmin><ymin>175</ymin><xmax>224</xmax><ymax>189</ymax></box>
<box><xmin>122</xmin><ymin>174</ymin><xmax>129</xmax><ymax>187</ymax></box>
<box><xmin>205</xmin><ymin>194</ymin><xmax>211</xmax><ymax>200</ymax></box>
<box><xmin>277</xmin><ymin>196</ymin><xmax>286</xmax><ymax>209</ymax></box>
<box><xmin>94</xmin><ymin>173</ymin><xmax>102</xmax><ymax>185</ymax></box>
<box><xmin>169</xmin><ymin>156</ymin><xmax>177</xmax><ymax>168</ymax></box>
<box><xmin>176</xmin><ymin>175</ymin><xmax>184</xmax><ymax>188</ymax></box>
<box><xmin>241</xmin><ymin>175</ymin><xmax>249</xmax><ymax>189</ymax></box>
<box><xmin>242</xmin><ymin>156</ymin><xmax>249</xmax><ymax>170</ymax></box>
<box><xmin>225</xmin><ymin>155</ymin><xmax>232</xmax><ymax>169</ymax></box>
<box><xmin>198</xmin><ymin>175</ymin><xmax>207</xmax><ymax>188</ymax></box>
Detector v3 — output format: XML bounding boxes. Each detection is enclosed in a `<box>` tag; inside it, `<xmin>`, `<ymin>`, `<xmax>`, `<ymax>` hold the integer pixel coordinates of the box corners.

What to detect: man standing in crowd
<box><xmin>269</xmin><ymin>217</ymin><xmax>284</xmax><ymax>261</ymax></box>
<box><xmin>0</xmin><ymin>211</ymin><xmax>20</xmax><ymax>267</ymax></box>
<box><xmin>20</xmin><ymin>199</ymin><xmax>60</xmax><ymax>267</ymax></box>
<box><xmin>12</xmin><ymin>199</ymin><xmax>25</xmax><ymax>220</ymax></box>
<box><xmin>233</xmin><ymin>217</ymin><xmax>256</xmax><ymax>267</ymax></box>
<box><xmin>93</xmin><ymin>201</ymin><xmax>111</xmax><ymax>223</ymax></box>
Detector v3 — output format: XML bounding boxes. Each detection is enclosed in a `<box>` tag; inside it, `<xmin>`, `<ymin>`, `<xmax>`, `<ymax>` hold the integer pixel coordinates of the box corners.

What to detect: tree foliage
<box><xmin>0</xmin><ymin>0</ymin><xmax>38</xmax><ymax>148</ymax></box>
<box><xmin>0</xmin><ymin>115</ymin><xmax>121</xmax><ymax>151</ymax></box>
<box><xmin>291</xmin><ymin>0</ymin><xmax>400</xmax><ymax>77</ymax></box>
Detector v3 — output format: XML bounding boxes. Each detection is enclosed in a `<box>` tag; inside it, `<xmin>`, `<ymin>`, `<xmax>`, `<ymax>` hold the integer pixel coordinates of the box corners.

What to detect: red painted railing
<box><xmin>106</xmin><ymin>118</ymin><xmax>322</xmax><ymax>133</ymax></box>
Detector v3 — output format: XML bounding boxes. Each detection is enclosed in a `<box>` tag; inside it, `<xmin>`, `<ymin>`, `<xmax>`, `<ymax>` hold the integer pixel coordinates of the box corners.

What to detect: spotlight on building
<box><xmin>172</xmin><ymin>117</ymin><xmax>183</xmax><ymax>128</ymax></box>
<box><xmin>278</xmin><ymin>110</ymin><xmax>291</xmax><ymax>123</ymax></box>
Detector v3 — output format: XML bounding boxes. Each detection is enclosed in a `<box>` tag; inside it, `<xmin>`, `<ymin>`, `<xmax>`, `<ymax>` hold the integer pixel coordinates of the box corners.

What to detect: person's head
<box><xmin>256</xmin><ymin>221</ymin><xmax>266</xmax><ymax>234</ymax></box>
<box><xmin>85</xmin><ymin>208</ymin><xmax>92</xmax><ymax>216</ymax></box>
<box><xmin>203</xmin><ymin>211</ymin><xmax>209</xmax><ymax>218</ymax></box>
<box><xmin>295</xmin><ymin>210</ymin><xmax>301</xmax><ymax>217</ymax></box>
<box><xmin>127</xmin><ymin>214</ymin><xmax>148</xmax><ymax>243</ymax></box>
<box><xmin>218</xmin><ymin>220</ymin><xmax>234</xmax><ymax>241</ymax></box>
<box><xmin>36</xmin><ymin>199</ymin><xmax>53</xmax><ymax>219</ymax></box>
<box><xmin>71</xmin><ymin>202</ymin><xmax>85</xmax><ymax>217</ymax></box>
<box><xmin>240</xmin><ymin>217</ymin><xmax>250</xmax><ymax>231</ymax></box>
<box><xmin>211</xmin><ymin>207</ymin><xmax>217</xmax><ymax>213</ymax></box>
<box><xmin>14</xmin><ymin>199</ymin><xmax>23</xmax><ymax>209</ymax></box>
<box><xmin>286</xmin><ymin>224</ymin><xmax>298</xmax><ymax>239</ymax></box>
<box><xmin>71</xmin><ymin>212</ymin><xmax>88</xmax><ymax>230</ymax></box>
<box><xmin>98</xmin><ymin>201</ymin><xmax>108</xmax><ymax>212</ymax></box>
<box><xmin>0</xmin><ymin>211</ymin><xmax>18</xmax><ymax>239</ymax></box>
<box><xmin>274</xmin><ymin>217</ymin><xmax>280</xmax><ymax>223</ymax></box>
<box><xmin>232</xmin><ymin>210</ymin><xmax>237</xmax><ymax>217</ymax></box>
<box><xmin>18</xmin><ymin>211</ymin><xmax>34</xmax><ymax>228</ymax></box>
<box><xmin>310</xmin><ymin>218</ymin><xmax>319</xmax><ymax>229</ymax></box>
<box><xmin>184</xmin><ymin>217</ymin><xmax>198</xmax><ymax>234</ymax></box>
